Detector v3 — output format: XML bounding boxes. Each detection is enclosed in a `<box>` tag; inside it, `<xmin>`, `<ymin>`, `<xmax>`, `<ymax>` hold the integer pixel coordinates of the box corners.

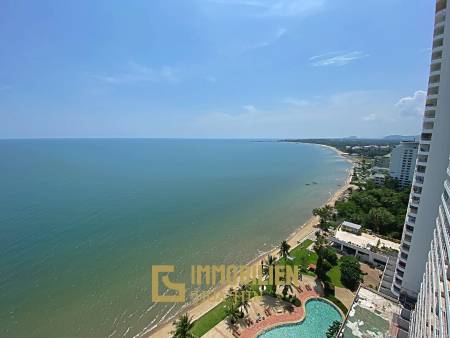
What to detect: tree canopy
<box><xmin>340</xmin><ymin>256</ymin><xmax>362</xmax><ymax>290</ymax></box>
<box><xmin>335</xmin><ymin>182</ymin><xmax>409</xmax><ymax>239</ymax></box>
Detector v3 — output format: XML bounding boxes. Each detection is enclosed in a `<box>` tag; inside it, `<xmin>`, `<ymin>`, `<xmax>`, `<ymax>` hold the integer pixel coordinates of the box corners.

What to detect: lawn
<box><xmin>191</xmin><ymin>301</ymin><xmax>227</xmax><ymax>337</ymax></box>
<box><xmin>282</xmin><ymin>239</ymin><xmax>344</xmax><ymax>287</ymax></box>
<box><xmin>328</xmin><ymin>263</ymin><xmax>344</xmax><ymax>288</ymax></box>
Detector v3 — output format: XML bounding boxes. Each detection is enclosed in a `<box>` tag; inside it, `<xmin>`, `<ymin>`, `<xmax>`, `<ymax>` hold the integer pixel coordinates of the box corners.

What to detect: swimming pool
<box><xmin>258</xmin><ymin>299</ymin><xmax>342</xmax><ymax>338</ymax></box>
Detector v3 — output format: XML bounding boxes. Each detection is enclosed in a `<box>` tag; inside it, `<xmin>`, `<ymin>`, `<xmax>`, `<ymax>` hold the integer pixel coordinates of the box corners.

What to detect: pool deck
<box><xmin>204</xmin><ymin>275</ymin><xmax>342</xmax><ymax>338</ymax></box>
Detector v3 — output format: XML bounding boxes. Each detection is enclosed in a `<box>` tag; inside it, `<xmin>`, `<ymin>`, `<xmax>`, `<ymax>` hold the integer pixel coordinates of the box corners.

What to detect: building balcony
<box><xmin>429</xmin><ymin>74</ymin><xmax>441</xmax><ymax>85</ymax></box>
<box><xmin>404</xmin><ymin>224</ymin><xmax>414</xmax><ymax>236</ymax></box>
<box><xmin>432</xmin><ymin>49</ymin><xmax>443</xmax><ymax>61</ymax></box>
<box><xmin>409</xmin><ymin>206</ymin><xmax>419</xmax><ymax>215</ymax></box>
<box><xmin>427</xmin><ymin>86</ymin><xmax>440</xmax><ymax>96</ymax></box>
<box><xmin>435</xmin><ymin>14</ymin><xmax>446</xmax><ymax>26</ymax></box>
<box><xmin>417</xmin><ymin>155</ymin><xmax>429</xmax><ymax>164</ymax></box>
<box><xmin>421</xmin><ymin>133</ymin><xmax>433</xmax><ymax>143</ymax></box>
<box><xmin>434</xmin><ymin>23</ymin><xmax>445</xmax><ymax>36</ymax></box>
<box><xmin>418</xmin><ymin>144</ymin><xmax>431</xmax><ymax>154</ymax></box>
<box><xmin>436</xmin><ymin>0</ymin><xmax>447</xmax><ymax>13</ymax></box>
<box><xmin>432</xmin><ymin>45</ymin><xmax>444</xmax><ymax>55</ymax></box>
<box><xmin>422</xmin><ymin>121</ymin><xmax>435</xmax><ymax>132</ymax></box>
<box><xmin>410</xmin><ymin>196</ymin><xmax>420</xmax><ymax>206</ymax></box>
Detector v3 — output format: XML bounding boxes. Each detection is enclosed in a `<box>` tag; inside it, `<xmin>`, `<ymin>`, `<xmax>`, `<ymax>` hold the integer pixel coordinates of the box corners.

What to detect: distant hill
<box><xmin>383</xmin><ymin>135</ymin><xmax>418</xmax><ymax>141</ymax></box>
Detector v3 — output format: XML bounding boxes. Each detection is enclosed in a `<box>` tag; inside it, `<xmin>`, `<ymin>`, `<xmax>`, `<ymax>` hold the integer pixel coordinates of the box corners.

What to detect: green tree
<box><xmin>367</xmin><ymin>207</ymin><xmax>395</xmax><ymax>233</ymax></box>
<box><xmin>224</xmin><ymin>298</ymin><xmax>241</xmax><ymax>324</ymax></box>
<box><xmin>263</xmin><ymin>255</ymin><xmax>277</xmax><ymax>294</ymax></box>
<box><xmin>340</xmin><ymin>256</ymin><xmax>362</xmax><ymax>290</ymax></box>
<box><xmin>326</xmin><ymin>320</ymin><xmax>341</xmax><ymax>338</ymax></box>
<box><xmin>171</xmin><ymin>313</ymin><xmax>195</xmax><ymax>338</ymax></box>
<box><xmin>313</xmin><ymin>205</ymin><xmax>333</xmax><ymax>231</ymax></box>
<box><xmin>278</xmin><ymin>240</ymin><xmax>291</xmax><ymax>261</ymax></box>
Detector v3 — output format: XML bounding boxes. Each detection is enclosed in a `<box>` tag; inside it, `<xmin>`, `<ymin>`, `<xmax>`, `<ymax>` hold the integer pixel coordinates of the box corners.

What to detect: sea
<box><xmin>0</xmin><ymin>139</ymin><xmax>351</xmax><ymax>338</ymax></box>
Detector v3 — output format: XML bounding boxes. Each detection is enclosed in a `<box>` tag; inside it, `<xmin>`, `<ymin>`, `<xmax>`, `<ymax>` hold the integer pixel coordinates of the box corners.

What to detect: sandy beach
<box><xmin>148</xmin><ymin>145</ymin><xmax>355</xmax><ymax>338</ymax></box>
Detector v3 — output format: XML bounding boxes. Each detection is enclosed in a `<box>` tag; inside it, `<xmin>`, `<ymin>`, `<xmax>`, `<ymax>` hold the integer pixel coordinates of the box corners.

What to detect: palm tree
<box><xmin>224</xmin><ymin>299</ymin><xmax>241</xmax><ymax>324</ymax></box>
<box><xmin>171</xmin><ymin>313</ymin><xmax>195</xmax><ymax>338</ymax></box>
<box><xmin>279</xmin><ymin>240</ymin><xmax>291</xmax><ymax>291</ymax></box>
<box><xmin>239</xmin><ymin>296</ymin><xmax>251</xmax><ymax>314</ymax></box>
<box><xmin>263</xmin><ymin>255</ymin><xmax>277</xmax><ymax>292</ymax></box>
<box><xmin>282</xmin><ymin>283</ymin><xmax>293</xmax><ymax>299</ymax></box>
<box><xmin>278</xmin><ymin>240</ymin><xmax>291</xmax><ymax>261</ymax></box>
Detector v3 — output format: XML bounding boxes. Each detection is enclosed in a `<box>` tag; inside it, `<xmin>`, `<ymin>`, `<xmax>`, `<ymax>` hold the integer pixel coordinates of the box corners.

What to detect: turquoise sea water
<box><xmin>258</xmin><ymin>300</ymin><xmax>342</xmax><ymax>338</ymax></box>
<box><xmin>0</xmin><ymin>139</ymin><xmax>350</xmax><ymax>338</ymax></box>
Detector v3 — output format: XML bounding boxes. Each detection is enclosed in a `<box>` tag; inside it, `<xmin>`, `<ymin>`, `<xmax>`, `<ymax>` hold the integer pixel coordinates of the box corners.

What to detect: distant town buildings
<box><xmin>388</xmin><ymin>141</ymin><xmax>419</xmax><ymax>187</ymax></box>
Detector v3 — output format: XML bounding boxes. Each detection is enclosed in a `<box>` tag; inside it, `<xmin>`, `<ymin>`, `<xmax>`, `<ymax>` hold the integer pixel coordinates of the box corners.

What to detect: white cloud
<box><xmin>362</xmin><ymin>113</ymin><xmax>377</xmax><ymax>121</ymax></box>
<box><xmin>90</xmin><ymin>62</ymin><xmax>180</xmax><ymax>85</ymax></box>
<box><xmin>282</xmin><ymin>98</ymin><xmax>310</xmax><ymax>107</ymax></box>
<box><xmin>242</xmin><ymin>27</ymin><xmax>287</xmax><ymax>52</ymax></box>
<box><xmin>191</xmin><ymin>91</ymin><xmax>403</xmax><ymax>138</ymax></box>
<box><xmin>395</xmin><ymin>90</ymin><xmax>426</xmax><ymax>117</ymax></box>
<box><xmin>204</xmin><ymin>0</ymin><xmax>325</xmax><ymax>17</ymax></box>
<box><xmin>310</xmin><ymin>51</ymin><xmax>369</xmax><ymax>67</ymax></box>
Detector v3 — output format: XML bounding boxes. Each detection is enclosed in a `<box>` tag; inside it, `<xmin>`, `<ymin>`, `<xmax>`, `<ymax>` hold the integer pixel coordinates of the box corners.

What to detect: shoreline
<box><xmin>147</xmin><ymin>145</ymin><xmax>355</xmax><ymax>338</ymax></box>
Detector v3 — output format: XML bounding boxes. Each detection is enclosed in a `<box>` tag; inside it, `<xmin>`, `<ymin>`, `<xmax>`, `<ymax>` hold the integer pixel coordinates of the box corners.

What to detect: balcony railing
<box><xmin>434</xmin><ymin>25</ymin><xmax>445</xmax><ymax>36</ymax></box>
<box><xmin>411</xmin><ymin>196</ymin><xmax>420</xmax><ymax>205</ymax></box>
<box><xmin>435</xmin><ymin>12</ymin><xmax>446</xmax><ymax>24</ymax></box>
<box><xmin>417</xmin><ymin>165</ymin><xmax>427</xmax><ymax>174</ymax></box>
<box><xmin>421</xmin><ymin>133</ymin><xmax>433</xmax><ymax>141</ymax></box>
<box><xmin>433</xmin><ymin>38</ymin><xmax>444</xmax><ymax>49</ymax></box>
<box><xmin>423</xmin><ymin>122</ymin><xmax>435</xmax><ymax>130</ymax></box>
<box><xmin>436</xmin><ymin>0</ymin><xmax>447</xmax><ymax>12</ymax></box>
<box><xmin>424</xmin><ymin>110</ymin><xmax>436</xmax><ymax>118</ymax></box>
<box><xmin>413</xmin><ymin>185</ymin><xmax>423</xmax><ymax>194</ymax></box>
<box><xmin>418</xmin><ymin>155</ymin><xmax>429</xmax><ymax>163</ymax></box>
<box><xmin>415</xmin><ymin>176</ymin><xmax>425</xmax><ymax>185</ymax></box>
<box><xmin>420</xmin><ymin>144</ymin><xmax>431</xmax><ymax>152</ymax></box>
<box><xmin>432</xmin><ymin>50</ymin><xmax>443</xmax><ymax>61</ymax></box>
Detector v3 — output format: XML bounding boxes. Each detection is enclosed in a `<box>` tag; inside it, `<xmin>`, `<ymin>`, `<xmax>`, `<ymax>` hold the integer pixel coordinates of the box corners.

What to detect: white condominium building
<box><xmin>392</xmin><ymin>0</ymin><xmax>450</xmax><ymax>302</ymax></box>
<box><xmin>389</xmin><ymin>141</ymin><xmax>418</xmax><ymax>187</ymax></box>
<box><xmin>408</xmin><ymin>158</ymin><xmax>450</xmax><ymax>338</ymax></box>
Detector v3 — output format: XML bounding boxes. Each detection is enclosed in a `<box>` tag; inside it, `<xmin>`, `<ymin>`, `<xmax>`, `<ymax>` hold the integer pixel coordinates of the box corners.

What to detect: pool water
<box><xmin>258</xmin><ymin>300</ymin><xmax>342</xmax><ymax>338</ymax></box>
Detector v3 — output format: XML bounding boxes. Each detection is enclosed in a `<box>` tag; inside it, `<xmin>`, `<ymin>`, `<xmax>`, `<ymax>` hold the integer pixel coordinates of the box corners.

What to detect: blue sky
<box><xmin>0</xmin><ymin>0</ymin><xmax>435</xmax><ymax>138</ymax></box>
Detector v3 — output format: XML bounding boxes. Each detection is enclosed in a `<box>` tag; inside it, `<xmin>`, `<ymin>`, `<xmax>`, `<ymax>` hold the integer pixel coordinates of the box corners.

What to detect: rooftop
<box><xmin>342</xmin><ymin>221</ymin><xmax>362</xmax><ymax>231</ymax></box>
<box><xmin>341</xmin><ymin>287</ymin><xmax>401</xmax><ymax>338</ymax></box>
<box><xmin>334</xmin><ymin>227</ymin><xmax>400</xmax><ymax>252</ymax></box>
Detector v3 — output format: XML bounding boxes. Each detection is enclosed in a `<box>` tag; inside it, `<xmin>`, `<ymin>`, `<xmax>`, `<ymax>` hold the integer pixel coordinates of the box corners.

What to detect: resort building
<box><xmin>408</xmin><ymin>157</ymin><xmax>450</xmax><ymax>338</ymax></box>
<box><xmin>375</xmin><ymin>153</ymin><xmax>391</xmax><ymax>169</ymax></box>
<box><xmin>330</xmin><ymin>223</ymin><xmax>400</xmax><ymax>267</ymax></box>
<box><xmin>371</xmin><ymin>173</ymin><xmax>386</xmax><ymax>186</ymax></box>
<box><xmin>391</xmin><ymin>0</ymin><xmax>450</xmax><ymax>303</ymax></box>
<box><xmin>388</xmin><ymin>141</ymin><xmax>418</xmax><ymax>187</ymax></box>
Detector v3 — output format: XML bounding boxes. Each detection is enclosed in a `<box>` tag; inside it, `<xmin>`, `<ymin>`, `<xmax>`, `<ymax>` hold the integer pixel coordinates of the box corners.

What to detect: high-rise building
<box><xmin>388</xmin><ymin>141</ymin><xmax>419</xmax><ymax>187</ymax></box>
<box><xmin>391</xmin><ymin>0</ymin><xmax>450</xmax><ymax>302</ymax></box>
<box><xmin>408</xmin><ymin>157</ymin><xmax>450</xmax><ymax>338</ymax></box>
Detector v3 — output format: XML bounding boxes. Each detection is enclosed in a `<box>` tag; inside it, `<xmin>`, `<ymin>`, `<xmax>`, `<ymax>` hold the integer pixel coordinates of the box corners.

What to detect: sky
<box><xmin>0</xmin><ymin>0</ymin><xmax>436</xmax><ymax>138</ymax></box>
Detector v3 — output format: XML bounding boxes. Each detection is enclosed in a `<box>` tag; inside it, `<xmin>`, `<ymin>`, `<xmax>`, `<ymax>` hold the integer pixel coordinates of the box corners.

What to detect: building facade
<box><xmin>375</xmin><ymin>154</ymin><xmax>391</xmax><ymax>169</ymax></box>
<box><xmin>408</xmin><ymin>158</ymin><xmax>450</xmax><ymax>338</ymax></box>
<box><xmin>392</xmin><ymin>0</ymin><xmax>450</xmax><ymax>302</ymax></box>
<box><xmin>388</xmin><ymin>141</ymin><xmax>418</xmax><ymax>187</ymax></box>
